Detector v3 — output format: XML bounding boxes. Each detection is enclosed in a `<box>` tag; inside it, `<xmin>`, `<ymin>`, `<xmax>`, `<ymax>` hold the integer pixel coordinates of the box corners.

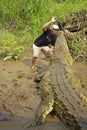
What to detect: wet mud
<box><xmin>0</xmin><ymin>58</ymin><xmax>87</xmax><ymax>130</ymax></box>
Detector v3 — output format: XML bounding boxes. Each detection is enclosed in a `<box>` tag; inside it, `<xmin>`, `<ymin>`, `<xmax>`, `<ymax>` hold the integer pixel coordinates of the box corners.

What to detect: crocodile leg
<box><xmin>35</xmin><ymin>95</ymin><xmax>54</xmax><ymax>124</ymax></box>
<box><xmin>25</xmin><ymin>78</ymin><xmax>54</xmax><ymax>128</ymax></box>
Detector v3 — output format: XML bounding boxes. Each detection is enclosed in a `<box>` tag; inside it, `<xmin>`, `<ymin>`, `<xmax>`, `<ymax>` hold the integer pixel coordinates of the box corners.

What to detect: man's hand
<box><xmin>47</xmin><ymin>48</ymin><xmax>53</xmax><ymax>55</ymax></box>
<box><xmin>51</xmin><ymin>16</ymin><xmax>57</xmax><ymax>23</ymax></box>
<box><xmin>43</xmin><ymin>16</ymin><xmax>57</xmax><ymax>31</ymax></box>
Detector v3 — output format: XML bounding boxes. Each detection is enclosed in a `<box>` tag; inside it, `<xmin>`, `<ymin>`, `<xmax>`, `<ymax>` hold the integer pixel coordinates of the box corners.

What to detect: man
<box><xmin>31</xmin><ymin>16</ymin><xmax>59</xmax><ymax>69</ymax></box>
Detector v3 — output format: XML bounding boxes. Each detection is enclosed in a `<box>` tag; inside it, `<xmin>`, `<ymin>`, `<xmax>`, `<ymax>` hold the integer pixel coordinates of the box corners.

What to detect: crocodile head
<box><xmin>51</xmin><ymin>31</ymin><xmax>73</xmax><ymax>66</ymax></box>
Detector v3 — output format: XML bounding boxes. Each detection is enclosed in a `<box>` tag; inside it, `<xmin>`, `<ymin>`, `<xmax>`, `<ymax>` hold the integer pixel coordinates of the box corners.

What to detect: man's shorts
<box><xmin>32</xmin><ymin>44</ymin><xmax>51</xmax><ymax>57</ymax></box>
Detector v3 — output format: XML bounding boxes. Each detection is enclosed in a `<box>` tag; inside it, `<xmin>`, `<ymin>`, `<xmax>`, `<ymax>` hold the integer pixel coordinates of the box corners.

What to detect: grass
<box><xmin>0</xmin><ymin>0</ymin><xmax>87</xmax><ymax>59</ymax></box>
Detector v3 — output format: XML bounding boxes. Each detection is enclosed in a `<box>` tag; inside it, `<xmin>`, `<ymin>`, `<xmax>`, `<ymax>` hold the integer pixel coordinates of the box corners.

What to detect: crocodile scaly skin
<box><xmin>27</xmin><ymin>31</ymin><xmax>87</xmax><ymax>130</ymax></box>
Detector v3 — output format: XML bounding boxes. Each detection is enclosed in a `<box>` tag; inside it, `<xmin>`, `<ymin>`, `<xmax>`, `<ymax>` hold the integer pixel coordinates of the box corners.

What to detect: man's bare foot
<box><xmin>31</xmin><ymin>65</ymin><xmax>35</xmax><ymax>69</ymax></box>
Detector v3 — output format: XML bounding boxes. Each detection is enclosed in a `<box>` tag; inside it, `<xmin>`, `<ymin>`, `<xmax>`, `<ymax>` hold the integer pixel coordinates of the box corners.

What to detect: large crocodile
<box><xmin>26</xmin><ymin>31</ymin><xmax>87</xmax><ymax>130</ymax></box>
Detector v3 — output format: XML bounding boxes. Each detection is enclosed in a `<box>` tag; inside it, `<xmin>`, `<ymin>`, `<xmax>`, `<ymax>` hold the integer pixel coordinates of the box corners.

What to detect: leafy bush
<box><xmin>0</xmin><ymin>30</ymin><xmax>24</xmax><ymax>59</ymax></box>
<box><xmin>68</xmin><ymin>38</ymin><xmax>84</xmax><ymax>58</ymax></box>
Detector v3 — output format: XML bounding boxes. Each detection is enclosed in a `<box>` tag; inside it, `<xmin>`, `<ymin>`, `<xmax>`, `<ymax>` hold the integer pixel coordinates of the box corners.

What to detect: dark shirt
<box><xmin>34</xmin><ymin>28</ymin><xmax>57</xmax><ymax>47</ymax></box>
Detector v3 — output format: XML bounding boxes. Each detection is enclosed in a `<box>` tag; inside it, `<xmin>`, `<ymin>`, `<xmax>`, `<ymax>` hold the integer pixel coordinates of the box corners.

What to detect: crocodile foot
<box><xmin>24</xmin><ymin>117</ymin><xmax>45</xmax><ymax>128</ymax></box>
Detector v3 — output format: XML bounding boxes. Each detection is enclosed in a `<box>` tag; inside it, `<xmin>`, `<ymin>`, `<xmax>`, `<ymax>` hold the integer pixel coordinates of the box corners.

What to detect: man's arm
<box><xmin>50</xmin><ymin>45</ymin><xmax>54</xmax><ymax>51</ymax></box>
<box><xmin>43</xmin><ymin>16</ymin><xmax>57</xmax><ymax>31</ymax></box>
<box><xmin>47</xmin><ymin>45</ymin><xmax>54</xmax><ymax>55</ymax></box>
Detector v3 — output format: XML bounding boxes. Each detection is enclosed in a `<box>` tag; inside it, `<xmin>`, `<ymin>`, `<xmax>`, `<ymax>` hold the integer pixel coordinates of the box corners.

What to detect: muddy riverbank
<box><xmin>0</xmin><ymin>55</ymin><xmax>87</xmax><ymax>130</ymax></box>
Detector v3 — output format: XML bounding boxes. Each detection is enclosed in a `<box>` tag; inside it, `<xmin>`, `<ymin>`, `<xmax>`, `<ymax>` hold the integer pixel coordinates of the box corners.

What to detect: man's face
<box><xmin>51</xmin><ymin>29</ymin><xmax>58</xmax><ymax>35</ymax></box>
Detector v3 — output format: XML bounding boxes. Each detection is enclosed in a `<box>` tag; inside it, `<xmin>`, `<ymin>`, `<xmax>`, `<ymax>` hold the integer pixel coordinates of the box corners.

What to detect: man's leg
<box><xmin>41</xmin><ymin>46</ymin><xmax>52</xmax><ymax>57</ymax></box>
<box><xmin>31</xmin><ymin>57</ymin><xmax>37</xmax><ymax>69</ymax></box>
<box><xmin>31</xmin><ymin>44</ymin><xmax>41</xmax><ymax>69</ymax></box>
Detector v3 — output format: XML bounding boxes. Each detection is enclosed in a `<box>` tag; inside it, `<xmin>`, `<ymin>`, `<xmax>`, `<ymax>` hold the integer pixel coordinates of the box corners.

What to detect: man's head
<box><xmin>51</xmin><ymin>24</ymin><xmax>59</xmax><ymax>35</ymax></box>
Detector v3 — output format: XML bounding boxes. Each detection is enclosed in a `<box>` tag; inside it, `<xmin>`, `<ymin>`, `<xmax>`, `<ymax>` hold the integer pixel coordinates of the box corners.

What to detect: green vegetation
<box><xmin>0</xmin><ymin>0</ymin><xmax>87</xmax><ymax>59</ymax></box>
<box><xmin>68</xmin><ymin>38</ymin><xmax>84</xmax><ymax>58</ymax></box>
